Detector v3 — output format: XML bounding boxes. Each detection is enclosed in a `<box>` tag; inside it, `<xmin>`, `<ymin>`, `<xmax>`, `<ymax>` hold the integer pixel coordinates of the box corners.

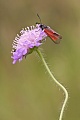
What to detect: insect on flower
<box><xmin>11</xmin><ymin>14</ymin><xmax>62</xmax><ymax>64</ymax></box>
<box><xmin>36</xmin><ymin>14</ymin><xmax>62</xmax><ymax>44</ymax></box>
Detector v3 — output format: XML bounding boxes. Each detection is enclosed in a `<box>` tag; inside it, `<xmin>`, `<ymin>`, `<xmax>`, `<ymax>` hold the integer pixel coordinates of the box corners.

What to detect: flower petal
<box><xmin>11</xmin><ymin>24</ymin><xmax>47</xmax><ymax>64</ymax></box>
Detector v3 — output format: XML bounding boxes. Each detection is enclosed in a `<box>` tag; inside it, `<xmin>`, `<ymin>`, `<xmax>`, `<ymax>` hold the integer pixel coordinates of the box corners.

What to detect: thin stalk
<box><xmin>36</xmin><ymin>48</ymin><xmax>68</xmax><ymax>120</ymax></box>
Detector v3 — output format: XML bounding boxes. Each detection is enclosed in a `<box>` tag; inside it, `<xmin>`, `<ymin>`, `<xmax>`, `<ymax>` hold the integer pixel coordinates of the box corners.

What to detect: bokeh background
<box><xmin>0</xmin><ymin>0</ymin><xmax>80</xmax><ymax>120</ymax></box>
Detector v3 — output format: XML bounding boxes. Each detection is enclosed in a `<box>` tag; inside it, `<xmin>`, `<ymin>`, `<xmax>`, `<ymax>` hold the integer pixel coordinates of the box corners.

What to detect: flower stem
<box><xmin>36</xmin><ymin>48</ymin><xmax>68</xmax><ymax>120</ymax></box>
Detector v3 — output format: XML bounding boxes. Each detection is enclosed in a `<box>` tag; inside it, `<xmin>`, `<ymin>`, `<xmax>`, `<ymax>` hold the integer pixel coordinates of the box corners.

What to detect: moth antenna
<box><xmin>37</xmin><ymin>13</ymin><xmax>42</xmax><ymax>24</ymax></box>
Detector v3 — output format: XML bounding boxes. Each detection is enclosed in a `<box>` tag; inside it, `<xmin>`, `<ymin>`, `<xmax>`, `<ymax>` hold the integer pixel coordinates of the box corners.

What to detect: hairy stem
<box><xmin>36</xmin><ymin>48</ymin><xmax>68</xmax><ymax>120</ymax></box>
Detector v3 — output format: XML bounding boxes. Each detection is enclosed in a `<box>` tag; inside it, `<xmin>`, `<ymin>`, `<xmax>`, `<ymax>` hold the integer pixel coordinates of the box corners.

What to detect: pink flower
<box><xmin>11</xmin><ymin>24</ymin><xmax>47</xmax><ymax>64</ymax></box>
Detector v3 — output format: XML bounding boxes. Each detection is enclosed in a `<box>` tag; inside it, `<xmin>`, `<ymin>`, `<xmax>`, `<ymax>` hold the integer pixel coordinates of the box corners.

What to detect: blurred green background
<box><xmin>0</xmin><ymin>0</ymin><xmax>80</xmax><ymax>120</ymax></box>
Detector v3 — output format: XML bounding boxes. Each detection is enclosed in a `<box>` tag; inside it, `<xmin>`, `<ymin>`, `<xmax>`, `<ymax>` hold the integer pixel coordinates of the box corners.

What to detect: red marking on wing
<box><xmin>44</xmin><ymin>28</ymin><xmax>62</xmax><ymax>44</ymax></box>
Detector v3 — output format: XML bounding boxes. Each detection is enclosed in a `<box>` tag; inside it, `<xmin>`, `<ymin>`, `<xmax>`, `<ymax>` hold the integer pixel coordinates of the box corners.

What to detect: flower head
<box><xmin>11</xmin><ymin>24</ymin><xmax>47</xmax><ymax>64</ymax></box>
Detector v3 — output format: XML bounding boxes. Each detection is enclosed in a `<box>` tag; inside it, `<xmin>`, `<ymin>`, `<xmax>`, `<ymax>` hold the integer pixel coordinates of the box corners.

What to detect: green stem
<box><xmin>36</xmin><ymin>48</ymin><xmax>68</xmax><ymax>120</ymax></box>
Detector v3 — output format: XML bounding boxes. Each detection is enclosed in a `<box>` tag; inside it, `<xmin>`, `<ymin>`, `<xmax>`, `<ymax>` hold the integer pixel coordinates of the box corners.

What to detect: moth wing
<box><xmin>44</xmin><ymin>28</ymin><xmax>62</xmax><ymax>44</ymax></box>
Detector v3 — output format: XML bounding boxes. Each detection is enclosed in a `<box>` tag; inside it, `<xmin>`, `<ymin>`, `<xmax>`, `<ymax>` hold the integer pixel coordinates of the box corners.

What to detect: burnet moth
<box><xmin>36</xmin><ymin>14</ymin><xmax>62</xmax><ymax>44</ymax></box>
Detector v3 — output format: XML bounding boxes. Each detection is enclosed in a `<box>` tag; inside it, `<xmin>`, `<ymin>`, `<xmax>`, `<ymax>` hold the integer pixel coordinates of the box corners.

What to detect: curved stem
<box><xmin>36</xmin><ymin>48</ymin><xmax>68</xmax><ymax>120</ymax></box>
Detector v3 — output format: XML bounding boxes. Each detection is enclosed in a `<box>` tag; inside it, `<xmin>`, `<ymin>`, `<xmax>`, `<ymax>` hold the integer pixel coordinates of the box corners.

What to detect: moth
<box><xmin>36</xmin><ymin>14</ymin><xmax>62</xmax><ymax>44</ymax></box>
